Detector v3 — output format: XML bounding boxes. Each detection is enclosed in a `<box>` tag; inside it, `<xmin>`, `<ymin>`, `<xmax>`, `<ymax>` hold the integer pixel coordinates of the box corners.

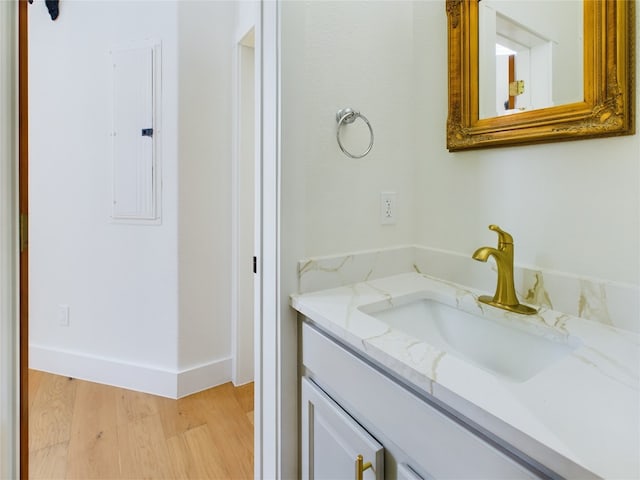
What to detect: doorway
<box><xmin>20</xmin><ymin>1</ymin><xmax>263</xmax><ymax>477</ymax></box>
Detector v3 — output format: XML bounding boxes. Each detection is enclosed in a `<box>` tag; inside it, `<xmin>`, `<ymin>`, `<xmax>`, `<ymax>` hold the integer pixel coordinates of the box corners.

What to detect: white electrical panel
<box><xmin>110</xmin><ymin>41</ymin><xmax>161</xmax><ymax>223</ymax></box>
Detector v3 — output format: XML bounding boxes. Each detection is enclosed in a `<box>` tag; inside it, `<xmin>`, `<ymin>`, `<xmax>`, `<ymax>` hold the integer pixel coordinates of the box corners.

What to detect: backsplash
<box><xmin>297</xmin><ymin>246</ymin><xmax>640</xmax><ymax>334</ymax></box>
<box><xmin>298</xmin><ymin>246</ymin><xmax>416</xmax><ymax>293</ymax></box>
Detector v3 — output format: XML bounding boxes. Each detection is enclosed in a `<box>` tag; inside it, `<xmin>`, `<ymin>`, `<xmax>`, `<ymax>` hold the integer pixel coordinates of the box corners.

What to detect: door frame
<box><xmin>19</xmin><ymin>0</ymin><xmax>29</xmax><ymax>476</ymax></box>
<box><xmin>255</xmin><ymin>1</ymin><xmax>282</xmax><ymax>477</ymax></box>
<box><xmin>0</xmin><ymin>0</ymin><xmax>25</xmax><ymax>477</ymax></box>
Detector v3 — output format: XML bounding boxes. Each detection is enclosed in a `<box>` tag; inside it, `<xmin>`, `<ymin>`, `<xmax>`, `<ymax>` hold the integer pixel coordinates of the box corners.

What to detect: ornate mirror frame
<box><xmin>446</xmin><ymin>0</ymin><xmax>635</xmax><ymax>151</ymax></box>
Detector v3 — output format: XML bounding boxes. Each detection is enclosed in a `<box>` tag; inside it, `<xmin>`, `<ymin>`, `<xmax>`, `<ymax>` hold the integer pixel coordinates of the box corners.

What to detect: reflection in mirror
<box><xmin>478</xmin><ymin>0</ymin><xmax>583</xmax><ymax>119</ymax></box>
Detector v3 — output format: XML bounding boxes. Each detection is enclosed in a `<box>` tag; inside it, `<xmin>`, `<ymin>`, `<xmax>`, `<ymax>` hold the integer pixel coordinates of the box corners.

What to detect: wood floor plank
<box><xmin>166</xmin><ymin>425</ymin><xmax>232</xmax><ymax>479</ymax></box>
<box><xmin>204</xmin><ymin>383</ymin><xmax>254</xmax><ymax>453</ymax></box>
<box><xmin>115</xmin><ymin>385</ymin><xmax>160</xmax><ymax>424</ymax></box>
<box><xmin>200</xmin><ymin>384</ymin><xmax>254</xmax><ymax>478</ymax></box>
<box><xmin>65</xmin><ymin>380</ymin><xmax>121</xmax><ymax>479</ymax></box>
<box><xmin>164</xmin><ymin>433</ymin><xmax>191</xmax><ymax>479</ymax></box>
<box><xmin>117</xmin><ymin>412</ymin><xmax>174</xmax><ymax>479</ymax></box>
<box><xmin>156</xmin><ymin>390</ymin><xmax>209</xmax><ymax>439</ymax></box>
<box><xmin>29</xmin><ymin>442</ymin><xmax>68</xmax><ymax>480</ymax></box>
<box><xmin>29</xmin><ymin>373</ymin><xmax>78</xmax><ymax>452</ymax></box>
<box><xmin>28</xmin><ymin>369</ymin><xmax>44</xmax><ymax>409</ymax></box>
<box><xmin>233</xmin><ymin>382</ymin><xmax>254</xmax><ymax>415</ymax></box>
<box><xmin>203</xmin><ymin>422</ymin><xmax>253</xmax><ymax>479</ymax></box>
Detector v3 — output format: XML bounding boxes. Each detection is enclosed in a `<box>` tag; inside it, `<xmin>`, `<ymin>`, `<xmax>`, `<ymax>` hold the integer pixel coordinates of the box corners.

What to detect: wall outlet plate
<box><xmin>380</xmin><ymin>192</ymin><xmax>397</xmax><ymax>225</ymax></box>
<box><xmin>58</xmin><ymin>304</ymin><xmax>70</xmax><ymax>327</ymax></box>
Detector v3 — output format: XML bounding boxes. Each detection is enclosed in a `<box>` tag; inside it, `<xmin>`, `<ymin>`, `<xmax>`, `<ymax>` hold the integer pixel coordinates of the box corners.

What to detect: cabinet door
<box><xmin>302</xmin><ymin>377</ymin><xmax>384</xmax><ymax>480</ymax></box>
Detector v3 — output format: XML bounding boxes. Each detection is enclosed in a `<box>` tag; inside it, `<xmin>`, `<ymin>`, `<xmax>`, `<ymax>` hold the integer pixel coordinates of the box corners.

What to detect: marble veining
<box><xmin>298</xmin><ymin>246</ymin><xmax>415</xmax><ymax>294</ymax></box>
<box><xmin>522</xmin><ymin>271</ymin><xmax>553</xmax><ymax>309</ymax></box>
<box><xmin>298</xmin><ymin>246</ymin><xmax>639</xmax><ymax>333</ymax></box>
<box><xmin>578</xmin><ymin>280</ymin><xmax>612</xmax><ymax>326</ymax></box>
<box><xmin>291</xmin><ymin>272</ymin><xmax>640</xmax><ymax>479</ymax></box>
<box><xmin>429</xmin><ymin>351</ymin><xmax>446</xmax><ymax>385</ymax></box>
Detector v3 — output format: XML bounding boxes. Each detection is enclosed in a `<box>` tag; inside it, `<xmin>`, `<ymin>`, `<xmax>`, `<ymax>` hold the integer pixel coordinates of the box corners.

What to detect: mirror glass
<box><xmin>478</xmin><ymin>0</ymin><xmax>583</xmax><ymax>119</ymax></box>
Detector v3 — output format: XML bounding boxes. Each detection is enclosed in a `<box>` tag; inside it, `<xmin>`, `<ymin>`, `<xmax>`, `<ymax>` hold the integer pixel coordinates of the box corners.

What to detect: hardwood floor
<box><xmin>28</xmin><ymin>370</ymin><xmax>254</xmax><ymax>479</ymax></box>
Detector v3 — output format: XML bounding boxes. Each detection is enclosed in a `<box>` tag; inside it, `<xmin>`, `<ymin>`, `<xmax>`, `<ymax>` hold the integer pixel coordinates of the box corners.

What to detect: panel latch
<box><xmin>141</xmin><ymin>128</ymin><xmax>154</xmax><ymax>137</ymax></box>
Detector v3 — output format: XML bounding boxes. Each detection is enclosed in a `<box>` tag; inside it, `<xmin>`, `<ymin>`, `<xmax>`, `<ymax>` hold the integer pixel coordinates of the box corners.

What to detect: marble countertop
<box><xmin>291</xmin><ymin>272</ymin><xmax>640</xmax><ymax>479</ymax></box>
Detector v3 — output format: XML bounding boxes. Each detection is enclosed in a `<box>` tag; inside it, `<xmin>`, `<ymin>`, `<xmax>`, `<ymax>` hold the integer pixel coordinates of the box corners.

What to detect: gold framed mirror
<box><xmin>446</xmin><ymin>0</ymin><xmax>635</xmax><ymax>151</ymax></box>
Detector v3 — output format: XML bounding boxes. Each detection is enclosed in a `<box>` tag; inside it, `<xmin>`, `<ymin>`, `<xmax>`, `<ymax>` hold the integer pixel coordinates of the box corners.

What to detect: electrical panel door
<box><xmin>110</xmin><ymin>43</ymin><xmax>159</xmax><ymax>222</ymax></box>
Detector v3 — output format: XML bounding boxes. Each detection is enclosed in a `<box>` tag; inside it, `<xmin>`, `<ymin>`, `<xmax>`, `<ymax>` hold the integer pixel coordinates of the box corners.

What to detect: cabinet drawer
<box><xmin>302</xmin><ymin>322</ymin><xmax>542</xmax><ymax>479</ymax></box>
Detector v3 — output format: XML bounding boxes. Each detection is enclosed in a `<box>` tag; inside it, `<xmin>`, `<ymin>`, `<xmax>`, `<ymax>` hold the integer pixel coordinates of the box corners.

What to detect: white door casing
<box><xmin>0</xmin><ymin>1</ymin><xmax>19</xmax><ymax>477</ymax></box>
<box><xmin>256</xmin><ymin>1</ymin><xmax>280</xmax><ymax>478</ymax></box>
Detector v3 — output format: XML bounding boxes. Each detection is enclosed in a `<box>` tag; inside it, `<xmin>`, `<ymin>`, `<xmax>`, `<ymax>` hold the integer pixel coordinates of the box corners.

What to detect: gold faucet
<box><xmin>472</xmin><ymin>225</ymin><xmax>537</xmax><ymax>315</ymax></box>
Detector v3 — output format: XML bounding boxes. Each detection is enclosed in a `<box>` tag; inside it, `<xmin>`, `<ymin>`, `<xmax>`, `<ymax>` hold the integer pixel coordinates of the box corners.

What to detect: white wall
<box><xmin>29</xmin><ymin>0</ymin><xmax>238</xmax><ymax>398</ymax></box>
<box><xmin>280</xmin><ymin>2</ymin><xmax>417</xmax><ymax>477</ymax></box>
<box><xmin>281</xmin><ymin>1</ymin><xmax>417</xmax><ymax>260</ymax></box>
<box><xmin>177</xmin><ymin>0</ymin><xmax>235</xmax><ymax>388</ymax></box>
<box><xmin>29</xmin><ymin>1</ymin><xmax>180</xmax><ymax>395</ymax></box>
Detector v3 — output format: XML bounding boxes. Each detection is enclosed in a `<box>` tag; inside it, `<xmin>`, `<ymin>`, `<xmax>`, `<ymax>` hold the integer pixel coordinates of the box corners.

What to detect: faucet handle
<box><xmin>488</xmin><ymin>224</ymin><xmax>513</xmax><ymax>247</ymax></box>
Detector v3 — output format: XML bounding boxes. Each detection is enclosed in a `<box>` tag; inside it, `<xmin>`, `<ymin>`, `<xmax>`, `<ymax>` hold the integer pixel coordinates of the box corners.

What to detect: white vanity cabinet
<box><xmin>300</xmin><ymin>320</ymin><xmax>550</xmax><ymax>480</ymax></box>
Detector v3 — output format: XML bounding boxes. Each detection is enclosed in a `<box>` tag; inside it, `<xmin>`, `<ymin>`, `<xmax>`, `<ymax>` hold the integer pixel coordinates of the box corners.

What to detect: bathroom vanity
<box><xmin>292</xmin><ymin>273</ymin><xmax>639</xmax><ymax>479</ymax></box>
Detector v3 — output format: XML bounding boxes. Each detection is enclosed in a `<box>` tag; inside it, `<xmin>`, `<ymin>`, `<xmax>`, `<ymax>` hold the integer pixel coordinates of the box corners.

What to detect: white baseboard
<box><xmin>177</xmin><ymin>357</ymin><xmax>232</xmax><ymax>398</ymax></box>
<box><xmin>29</xmin><ymin>344</ymin><xmax>231</xmax><ymax>399</ymax></box>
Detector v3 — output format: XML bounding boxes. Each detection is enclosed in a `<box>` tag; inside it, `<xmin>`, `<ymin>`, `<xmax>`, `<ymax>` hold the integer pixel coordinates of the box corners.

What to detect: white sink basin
<box><xmin>361</xmin><ymin>297</ymin><xmax>581</xmax><ymax>382</ymax></box>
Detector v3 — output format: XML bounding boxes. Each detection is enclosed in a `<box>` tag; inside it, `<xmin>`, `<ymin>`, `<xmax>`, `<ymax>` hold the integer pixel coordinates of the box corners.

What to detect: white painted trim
<box><xmin>30</xmin><ymin>344</ymin><xmax>177</xmax><ymax>397</ymax></box>
<box><xmin>0</xmin><ymin>1</ymin><xmax>19</xmax><ymax>477</ymax></box>
<box><xmin>29</xmin><ymin>345</ymin><xmax>231</xmax><ymax>399</ymax></box>
<box><xmin>256</xmin><ymin>1</ymin><xmax>280</xmax><ymax>478</ymax></box>
<box><xmin>176</xmin><ymin>358</ymin><xmax>233</xmax><ymax>398</ymax></box>
<box><xmin>254</xmin><ymin>3</ymin><xmax>264</xmax><ymax>476</ymax></box>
